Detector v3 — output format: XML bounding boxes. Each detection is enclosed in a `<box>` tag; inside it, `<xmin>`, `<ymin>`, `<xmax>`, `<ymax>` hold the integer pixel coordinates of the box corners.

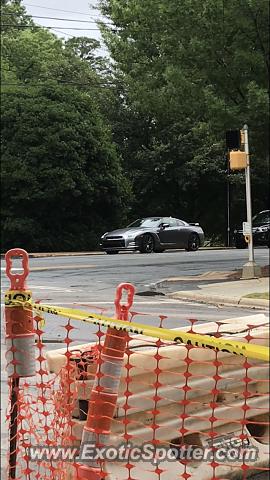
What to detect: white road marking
<box><xmin>34</xmin><ymin>300</ymin><xmax>196</xmax><ymax>305</ymax></box>
<box><xmin>1</xmin><ymin>267</ymin><xmax>23</xmax><ymax>271</ymax></box>
<box><xmin>1</xmin><ymin>286</ymin><xmax>77</xmax><ymax>293</ymax></box>
<box><xmin>1</xmin><ymin>297</ymin><xmax>195</xmax><ymax>305</ymax></box>
<box><xmin>1</xmin><ymin>300</ymin><xmax>197</xmax><ymax>307</ymax></box>
<box><xmin>30</xmin><ymin>285</ymin><xmax>75</xmax><ymax>292</ymax></box>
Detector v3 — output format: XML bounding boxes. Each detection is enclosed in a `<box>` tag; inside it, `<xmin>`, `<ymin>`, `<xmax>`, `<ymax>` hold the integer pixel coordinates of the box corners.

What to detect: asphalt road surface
<box><xmin>2</xmin><ymin>247</ymin><xmax>269</xmax><ymax>299</ymax></box>
<box><xmin>1</xmin><ymin>248</ymin><xmax>269</xmax><ymax>343</ymax></box>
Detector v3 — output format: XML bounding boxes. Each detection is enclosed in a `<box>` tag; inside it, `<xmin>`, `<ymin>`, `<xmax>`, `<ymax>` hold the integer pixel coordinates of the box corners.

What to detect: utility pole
<box><xmin>241</xmin><ymin>124</ymin><xmax>261</xmax><ymax>279</ymax></box>
<box><xmin>226</xmin><ymin>154</ymin><xmax>230</xmax><ymax>247</ymax></box>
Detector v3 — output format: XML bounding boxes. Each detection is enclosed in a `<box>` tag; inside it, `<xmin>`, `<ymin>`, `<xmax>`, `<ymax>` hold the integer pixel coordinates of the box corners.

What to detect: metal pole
<box><xmin>9</xmin><ymin>377</ymin><xmax>19</xmax><ymax>479</ymax></box>
<box><xmin>226</xmin><ymin>155</ymin><xmax>230</xmax><ymax>247</ymax></box>
<box><xmin>241</xmin><ymin>125</ymin><xmax>261</xmax><ymax>278</ymax></box>
<box><xmin>243</xmin><ymin>124</ymin><xmax>254</xmax><ymax>262</ymax></box>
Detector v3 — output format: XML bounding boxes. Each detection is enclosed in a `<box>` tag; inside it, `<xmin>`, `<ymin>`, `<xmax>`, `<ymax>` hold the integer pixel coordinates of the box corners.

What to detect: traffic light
<box><xmin>229</xmin><ymin>150</ymin><xmax>247</xmax><ymax>170</ymax></box>
<box><xmin>225</xmin><ymin>130</ymin><xmax>241</xmax><ymax>150</ymax></box>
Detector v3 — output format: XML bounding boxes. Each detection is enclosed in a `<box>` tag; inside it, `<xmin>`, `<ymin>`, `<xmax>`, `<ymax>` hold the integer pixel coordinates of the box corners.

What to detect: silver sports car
<box><xmin>100</xmin><ymin>217</ymin><xmax>204</xmax><ymax>254</ymax></box>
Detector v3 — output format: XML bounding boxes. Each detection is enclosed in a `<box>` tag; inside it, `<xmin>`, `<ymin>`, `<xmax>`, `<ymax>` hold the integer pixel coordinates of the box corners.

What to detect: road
<box><xmin>1</xmin><ymin>248</ymin><xmax>269</xmax><ymax>342</ymax></box>
<box><xmin>2</xmin><ymin>247</ymin><xmax>269</xmax><ymax>298</ymax></box>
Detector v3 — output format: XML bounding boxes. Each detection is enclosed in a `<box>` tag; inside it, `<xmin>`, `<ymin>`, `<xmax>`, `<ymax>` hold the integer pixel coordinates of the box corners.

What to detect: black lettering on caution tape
<box><xmin>173</xmin><ymin>335</ymin><xmax>245</xmax><ymax>356</ymax></box>
<box><xmin>5</xmin><ymin>291</ymin><xmax>31</xmax><ymax>305</ymax></box>
<box><xmin>92</xmin><ymin>319</ymin><xmax>144</xmax><ymax>336</ymax></box>
<box><xmin>37</xmin><ymin>305</ymin><xmax>59</xmax><ymax>316</ymax></box>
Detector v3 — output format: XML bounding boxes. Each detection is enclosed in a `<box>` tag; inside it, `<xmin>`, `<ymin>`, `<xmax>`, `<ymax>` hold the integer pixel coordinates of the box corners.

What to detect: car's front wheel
<box><xmin>139</xmin><ymin>234</ymin><xmax>154</xmax><ymax>253</ymax></box>
<box><xmin>186</xmin><ymin>233</ymin><xmax>200</xmax><ymax>252</ymax></box>
<box><xmin>106</xmin><ymin>250</ymin><xmax>119</xmax><ymax>255</ymax></box>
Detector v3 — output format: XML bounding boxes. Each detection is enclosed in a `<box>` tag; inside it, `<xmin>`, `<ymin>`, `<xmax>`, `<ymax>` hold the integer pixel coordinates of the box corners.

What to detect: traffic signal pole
<box><xmin>244</xmin><ymin>124</ymin><xmax>254</xmax><ymax>262</ymax></box>
<box><xmin>241</xmin><ymin>124</ymin><xmax>261</xmax><ymax>279</ymax></box>
<box><xmin>226</xmin><ymin>154</ymin><xmax>230</xmax><ymax>247</ymax></box>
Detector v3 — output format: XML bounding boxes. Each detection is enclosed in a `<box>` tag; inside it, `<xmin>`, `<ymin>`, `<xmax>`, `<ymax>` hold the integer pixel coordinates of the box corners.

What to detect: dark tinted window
<box><xmin>253</xmin><ymin>211</ymin><xmax>270</xmax><ymax>226</ymax></box>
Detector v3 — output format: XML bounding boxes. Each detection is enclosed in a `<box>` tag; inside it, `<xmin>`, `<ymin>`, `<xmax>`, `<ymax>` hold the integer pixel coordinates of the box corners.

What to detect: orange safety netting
<box><xmin>5</xmin><ymin>306</ymin><xmax>270</xmax><ymax>480</ymax></box>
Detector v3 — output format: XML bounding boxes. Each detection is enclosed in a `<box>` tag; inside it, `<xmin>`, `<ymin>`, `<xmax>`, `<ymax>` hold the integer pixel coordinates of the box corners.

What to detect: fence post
<box><xmin>75</xmin><ymin>283</ymin><xmax>135</xmax><ymax>480</ymax></box>
<box><xmin>5</xmin><ymin>248</ymin><xmax>36</xmax><ymax>479</ymax></box>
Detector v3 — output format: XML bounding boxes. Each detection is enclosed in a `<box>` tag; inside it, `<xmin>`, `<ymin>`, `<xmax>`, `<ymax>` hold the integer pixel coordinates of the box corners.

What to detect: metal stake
<box><xmin>9</xmin><ymin>377</ymin><xmax>19</xmax><ymax>479</ymax></box>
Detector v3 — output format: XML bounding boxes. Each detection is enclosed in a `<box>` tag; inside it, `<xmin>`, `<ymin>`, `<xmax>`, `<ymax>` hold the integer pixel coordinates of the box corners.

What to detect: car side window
<box><xmin>175</xmin><ymin>219</ymin><xmax>185</xmax><ymax>226</ymax></box>
<box><xmin>160</xmin><ymin>218</ymin><xmax>169</xmax><ymax>227</ymax></box>
<box><xmin>163</xmin><ymin>217</ymin><xmax>177</xmax><ymax>227</ymax></box>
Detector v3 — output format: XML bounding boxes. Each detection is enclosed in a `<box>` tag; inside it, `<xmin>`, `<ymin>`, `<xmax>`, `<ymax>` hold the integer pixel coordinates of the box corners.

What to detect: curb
<box><xmin>26</xmin><ymin>252</ymin><xmax>104</xmax><ymax>258</ymax></box>
<box><xmin>155</xmin><ymin>273</ymin><xmax>238</xmax><ymax>286</ymax></box>
<box><xmin>168</xmin><ymin>291</ymin><xmax>269</xmax><ymax>309</ymax></box>
<box><xmin>0</xmin><ymin>247</ymin><xmax>234</xmax><ymax>258</ymax></box>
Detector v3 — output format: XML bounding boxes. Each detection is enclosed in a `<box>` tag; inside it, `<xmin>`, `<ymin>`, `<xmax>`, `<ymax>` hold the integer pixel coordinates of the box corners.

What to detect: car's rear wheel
<box><xmin>106</xmin><ymin>250</ymin><xmax>119</xmax><ymax>255</ymax></box>
<box><xmin>139</xmin><ymin>234</ymin><xmax>154</xmax><ymax>253</ymax></box>
<box><xmin>186</xmin><ymin>233</ymin><xmax>200</xmax><ymax>252</ymax></box>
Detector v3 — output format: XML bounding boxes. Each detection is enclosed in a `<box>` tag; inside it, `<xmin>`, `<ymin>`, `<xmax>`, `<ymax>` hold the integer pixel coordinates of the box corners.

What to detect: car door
<box><xmin>174</xmin><ymin>219</ymin><xmax>189</xmax><ymax>248</ymax></box>
<box><xmin>158</xmin><ymin>218</ymin><xmax>179</xmax><ymax>247</ymax></box>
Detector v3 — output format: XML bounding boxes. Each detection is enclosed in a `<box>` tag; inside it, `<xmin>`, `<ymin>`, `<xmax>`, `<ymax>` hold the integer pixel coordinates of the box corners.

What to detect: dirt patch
<box><xmin>228</xmin><ymin>264</ymin><xmax>269</xmax><ymax>280</ymax></box>
<box><xmin>243</xmin><ymin>292</ymin><xmax>269</xmax><ymax>300</ymax></box>
<box><xmin>160</xmin><ymin>265</ymin><xmax>269</xmax><ymax>284</ymax></box>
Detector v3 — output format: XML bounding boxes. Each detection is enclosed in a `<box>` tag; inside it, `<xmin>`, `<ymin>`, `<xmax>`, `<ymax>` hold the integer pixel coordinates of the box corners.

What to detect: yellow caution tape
<box><xmin>5</xmin><ymin>290</ymin><xmax>32</xmax><ymax>304</ymax></box>
<box><xmin>5</xmin><ymin>299</ymin><xmax>269</xmax><ymax>362</ymax></box>
<box><xmin>35</xmin><ymin>312</ymin><xmax>46</xmax><ymax>329</ymax></box>
<box><xmin>4</xmin><ymin>291</ymin><xmax>46</xmax><ymax>327</ymax></box>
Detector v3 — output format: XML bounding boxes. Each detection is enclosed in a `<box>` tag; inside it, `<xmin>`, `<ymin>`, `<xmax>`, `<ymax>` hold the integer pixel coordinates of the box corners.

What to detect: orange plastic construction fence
<box><xmin>3</xmin><ymin>249</ymin><xmax>269</xmax><ymax>480</ymax></box>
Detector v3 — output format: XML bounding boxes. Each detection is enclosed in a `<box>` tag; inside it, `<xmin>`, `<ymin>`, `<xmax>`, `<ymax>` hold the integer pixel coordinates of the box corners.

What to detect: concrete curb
<box><xmin>168</xmin><ymin>291</ymin><xmax>269</xmax><ymax>309</ymax></box>
<box><xmin>27</xmin><ymin>252</ymin><xmax>104</xmax><ymax>258</ymax></box>
<box><xmin>0</xmin><ymin>247</ymin><xmax>234</xmax><ymax>258</ymax></box>
<box><xmin>156</xmin><ymin>273</ymin><xmax>238</xmax><ymax>286</ymax></box>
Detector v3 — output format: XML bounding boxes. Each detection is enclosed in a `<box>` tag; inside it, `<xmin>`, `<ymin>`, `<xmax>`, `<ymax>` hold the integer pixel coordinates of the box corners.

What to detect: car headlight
<box><xmin>258</xmin><ymin>226</ymin><xmax>269</xmax><ymax>232</ymax></box>
<box><xmin>127</xmin><ymin>234</ymin><xmax>135</xmax><ymax>239</ymax></box>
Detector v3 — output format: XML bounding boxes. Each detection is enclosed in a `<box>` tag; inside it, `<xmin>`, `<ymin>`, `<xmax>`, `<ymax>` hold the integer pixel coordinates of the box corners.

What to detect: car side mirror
<box><xmin>160</xmin><ymin>223</ymin><xmax>169</xmax><ymax>229</ymax></box>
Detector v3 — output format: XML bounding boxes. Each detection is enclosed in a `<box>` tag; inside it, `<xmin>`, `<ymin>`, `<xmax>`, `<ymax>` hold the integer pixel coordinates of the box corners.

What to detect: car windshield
<box><xmin>253</xmin><ymin>211</ymin><xmax>270</xmax><ymax>226</ymax></box>
<box><xmin>127</xmin><ymin>218</ymin><xmax>162</xmax><ymax>228</ymax></box>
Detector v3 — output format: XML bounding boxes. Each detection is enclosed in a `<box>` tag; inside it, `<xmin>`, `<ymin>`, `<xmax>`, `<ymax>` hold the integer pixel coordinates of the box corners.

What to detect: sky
<box><xmin>21</xmin><ymin>0</ymin><xmax>105</xmax><ymax>45</ymax></box>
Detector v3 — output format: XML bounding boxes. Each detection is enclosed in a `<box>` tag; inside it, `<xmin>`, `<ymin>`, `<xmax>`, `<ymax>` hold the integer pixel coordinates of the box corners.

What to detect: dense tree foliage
<box><xmin>1</xmin><ymin>0</ymin><xmax>269</xmax><ymax>251</ymax></box>
<box><xmin>1</xmin><ymin>0</ymin><xmax>131</xmax><ymax>251</ymax></box>
<box><xmin>99</xmin><ymin>0</ymin><xmax>269</xmax><ymax>241</ymax></box>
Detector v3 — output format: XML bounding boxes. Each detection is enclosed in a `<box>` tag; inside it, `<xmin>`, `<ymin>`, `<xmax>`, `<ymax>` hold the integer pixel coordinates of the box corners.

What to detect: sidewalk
<box><xmin>168</xmin><ymin>277</ymin><xmax>269</xmax><ymax>308</ymax></box>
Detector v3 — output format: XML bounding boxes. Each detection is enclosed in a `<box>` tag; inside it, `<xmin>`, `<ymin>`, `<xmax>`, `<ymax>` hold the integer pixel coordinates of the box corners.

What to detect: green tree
<box><xmin>1</xmin><ymin>83</ymin><xmax>131</xmax><ymax>251</ymax></box>
<box><xmin>99</xmin><ymin>0</ymin><xmax>269</xmax><ymax>240</ymax></box>
<box><xmin>1</xmin><ymin>2</ymin><xmax>131</xmax><ymax>251</ymax></box>
<box><xmin>65</xmin><ymin>37</ymin><xmax>107</xmax><ymax>72</ymax></box>
<box><xmin>0</xmin><ymin>0</ymin><xmax>33</xmax><ymax>31</ymax></box>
